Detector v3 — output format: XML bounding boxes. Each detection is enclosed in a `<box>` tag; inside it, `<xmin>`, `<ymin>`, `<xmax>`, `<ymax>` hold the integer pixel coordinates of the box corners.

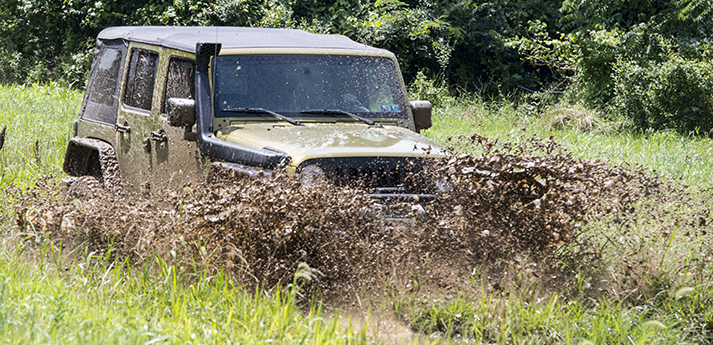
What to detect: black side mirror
<box><xmin>410</xmin><ymin>100</ymin><xmax>432</xmax><ymax>133</ymax></box>
<box><xmin>167</xmin><ymin>98</ymin><xmax>196</xmax><ymax>127</ymax></box>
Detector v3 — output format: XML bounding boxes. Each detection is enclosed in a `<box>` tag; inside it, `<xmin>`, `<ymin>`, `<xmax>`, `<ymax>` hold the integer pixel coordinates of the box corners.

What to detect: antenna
<box><xmin>213</xmin><ymin>26</ymin><xmax>219</xmax><ymax>89</ymax></box>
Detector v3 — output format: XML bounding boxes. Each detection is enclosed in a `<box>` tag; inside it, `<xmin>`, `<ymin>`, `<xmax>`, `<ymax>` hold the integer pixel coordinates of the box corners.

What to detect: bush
<box><xmin>407</xmin><ymin>71</ymin><xmax>453</xmax><ymax>107</ymax></box>
<box><xmin>573</xmin><ymin>30</ymin><xmax>622</xmax><ymax>108</ymax></box>
<box><xmin>613</xmin><ymin>56</ymin><xmax>713</xmax><ymax>134</ymax></box>
<box><xmin>540</xmin><ymin>0</ymin><xmax>713</xmax><ymax>135</ymax></box>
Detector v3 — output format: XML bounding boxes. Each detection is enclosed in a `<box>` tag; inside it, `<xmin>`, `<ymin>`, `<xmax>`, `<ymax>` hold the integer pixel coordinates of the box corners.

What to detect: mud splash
<box><xmin>10</xmin><ymin>135</ymin><xmax>711</xmax><ymax>300</ymax></box>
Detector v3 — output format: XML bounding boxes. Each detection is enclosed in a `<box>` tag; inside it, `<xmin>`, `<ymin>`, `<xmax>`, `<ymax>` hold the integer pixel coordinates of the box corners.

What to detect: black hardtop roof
<box><xmin>98</xmin><ymin>26</ymin><xmax>386</xmax><ymax>54</ymax></box>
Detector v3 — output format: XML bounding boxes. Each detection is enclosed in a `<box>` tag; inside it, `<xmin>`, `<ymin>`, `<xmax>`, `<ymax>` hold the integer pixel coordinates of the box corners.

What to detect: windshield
<box><xmin>213</xmin><ymin>54</ymin><xmax>407</xmax><ymax>119</ymax></box>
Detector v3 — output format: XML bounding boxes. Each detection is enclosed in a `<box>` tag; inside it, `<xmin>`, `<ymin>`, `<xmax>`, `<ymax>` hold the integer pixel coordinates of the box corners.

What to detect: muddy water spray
<box><xmin>11</xmin><ymin>135</ymin><xmax>711</xmax><ymax>299</ymax></box>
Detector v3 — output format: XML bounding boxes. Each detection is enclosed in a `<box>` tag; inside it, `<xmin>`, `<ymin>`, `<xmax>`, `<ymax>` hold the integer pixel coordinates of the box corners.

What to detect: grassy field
<box><xmin>0</xmin><ymin>243</ymin><xmax>367</xmax><ymax>343</ymax></box>
<box><xmin>2</xmin><ymin>83</ymin><xmax>713</xmax><ymax>343</ymax></box>
<box><xmin>0</xmin><ymin>83</ymin><xmax>79</xmax><ymax>189</ymax></box>
<box><xmin>424</xmin><ymin>96</ymin><xmax>713</xmax><ymax>186</ymax></box>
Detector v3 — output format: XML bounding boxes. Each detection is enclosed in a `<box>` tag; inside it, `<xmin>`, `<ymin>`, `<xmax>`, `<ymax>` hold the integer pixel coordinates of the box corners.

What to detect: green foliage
<box><xmin>506</xmin><ymin>0</ymin><xmax>713</xmax><ymax>133</ymax></box>
<box><xmin>573</xmin><ymin>30</ymin><xmax>621</xmax><ymax>107</ymax></box>
<box><xmin>0</xmin><ymin>0</ymin><xmax>566</xmax><ymax>94</ymax></box>
<box><xmin>613</xmin><ymin>56</ymin><xmax>713</xmax><ymax>134</ymax></box>
<box><xmin>407</xmin><ymin>71</ymin><xmax>453</xmax><ymax>107</ymax></box>
<box><xmin>3</xmin><ymin>0</ymin><xmax>713</xmax><ymax>132</ymax></box>
<box><xmin>0</xmin><ymin>0</ymin><xmax>225</xmax><ymax>87</ymax></box>
<box><xmin>355</xmin><ymin>1</ymin><xmax>453</xmax><ymax>81</ymax></box>
<box><xmin>560</xmin><ymin>0</ymin><xmax>677</xmax><ymax>31</ymax></box>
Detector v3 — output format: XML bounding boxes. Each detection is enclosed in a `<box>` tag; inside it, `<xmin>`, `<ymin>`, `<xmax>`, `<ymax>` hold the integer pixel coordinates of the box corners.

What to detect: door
<box><xmin>151</xmin><ymin>54</ymin><xmax>203</xmax><ymax>190</ymax></box>
<box><xmin>116</xmin><ymin>45</ymin><xmax>161</xmax><ymax>192</ymax></box>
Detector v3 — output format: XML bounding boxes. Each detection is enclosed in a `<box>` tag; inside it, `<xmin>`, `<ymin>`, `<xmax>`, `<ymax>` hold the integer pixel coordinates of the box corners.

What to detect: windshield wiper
<box><xmin>300</xmin><ymin>109</ymin><xmax>383</xmax><ymax>128</ymax></box>
<box><xmin>222</xmin><ymin>107</ymin><xmax>304</xmax><ymax>126</ymax></box>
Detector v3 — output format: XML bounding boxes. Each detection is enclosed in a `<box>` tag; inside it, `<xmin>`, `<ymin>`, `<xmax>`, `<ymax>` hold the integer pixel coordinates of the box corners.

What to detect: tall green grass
<box><xmin>0</xmin><ymin>239</ymin><xmax>368</xmax><ymax>344</ymax></box>
<box><xmin>423</xmin><ymin>97</ymin><xmax>713</xmax><ymax>187</ymax></box>
<box><xmin>0</xmin><ymin>83</ymin><xmax>80</xmax><ymax>189</ymax></box>
<box><xmin>395</xmin><ymin>285</ymin><xmax>712</xmax><ymax>343</ymax></box>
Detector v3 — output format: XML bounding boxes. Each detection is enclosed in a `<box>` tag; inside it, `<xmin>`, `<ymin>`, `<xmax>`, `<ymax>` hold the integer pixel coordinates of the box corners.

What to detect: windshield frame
<box><xmin>211</xmin><ymin>53</ymin><xmax>409</xmax><ymax>122</ymax></box>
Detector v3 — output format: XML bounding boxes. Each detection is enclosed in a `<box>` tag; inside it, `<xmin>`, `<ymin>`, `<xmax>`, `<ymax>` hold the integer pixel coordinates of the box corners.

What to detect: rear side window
<box><xmin>162</xmin><ymin>57</ymin><xmax>195</xmax><ymax>114</ymax></box>
<box><xmin>124</xmin><ymin>49</ymin><xmax>159</xmax><ymax>111</ymax></box>
<box><xmin>82</xmin><ymin>40</ymin><xmax>125</xmax><ymax>123</ymax></box>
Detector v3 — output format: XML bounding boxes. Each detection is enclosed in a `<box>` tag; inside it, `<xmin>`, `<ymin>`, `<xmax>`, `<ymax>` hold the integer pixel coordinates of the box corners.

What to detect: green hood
<box><xmin>215</xmin><ymin>123</ymin><xmax>448</xmax><ymax>167</ymax></box>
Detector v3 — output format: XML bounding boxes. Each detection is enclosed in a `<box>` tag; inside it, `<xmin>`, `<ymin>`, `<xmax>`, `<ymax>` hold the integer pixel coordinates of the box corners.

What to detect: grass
<box><xmin>0</xmin><ymin>239</ymin><xmax>367</xmax><ymax>344</ymax></box>
<box><xmin>423</xmin><ymin>97</ymin><xmax>713</xmax><ymax>186</ymax></box>
<box><xmin>0</xmin><ymin>83</ymin><xmax>79</xmax><ymax>189</ymax></box>
<box><xmin>395</xmin><ymin>283</ymin><xmax>713</xmax><ymax>343</ymax></box>
<box><xmin>2</xmin><ymin>82</ymin><xmax>713</xmax><ymax>343</ymax></box>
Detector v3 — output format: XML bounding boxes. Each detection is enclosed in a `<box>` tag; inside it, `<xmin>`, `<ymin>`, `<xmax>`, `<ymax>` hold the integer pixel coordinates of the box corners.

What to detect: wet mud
<box><xmin>10</xmin><ymin>135</ymin><xmax>712</xmax><ymax>300</ymax></box>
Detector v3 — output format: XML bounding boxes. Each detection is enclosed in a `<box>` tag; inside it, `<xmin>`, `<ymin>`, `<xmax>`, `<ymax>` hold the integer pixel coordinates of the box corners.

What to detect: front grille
<box><xmin>298</xmin><ymin>157</ymin><xmax>434</xmax><ymax>193</ymax></box>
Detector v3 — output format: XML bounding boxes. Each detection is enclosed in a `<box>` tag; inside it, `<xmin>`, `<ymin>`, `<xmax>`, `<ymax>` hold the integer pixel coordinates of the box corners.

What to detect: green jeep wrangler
<box><xmin>63</xmin><ymin>26</ymin><xmax>449</xmax><ymax>200</ymax></box>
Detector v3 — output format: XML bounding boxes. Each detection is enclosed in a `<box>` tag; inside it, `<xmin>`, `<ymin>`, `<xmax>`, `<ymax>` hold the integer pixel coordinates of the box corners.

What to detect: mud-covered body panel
<box><xmin>215</xmin><ymin>123</ymin><xmax>447</xmax><ymax>168</ymax></box>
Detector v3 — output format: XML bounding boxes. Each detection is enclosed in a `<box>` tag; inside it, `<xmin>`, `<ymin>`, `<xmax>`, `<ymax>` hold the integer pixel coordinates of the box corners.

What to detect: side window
<box><xmin>90</xmin><ymin>48</ymin><xmax>122</xmax><ymax>106</ymax></box>
<box><xmin>82</xmin><ymin>40</ymin><xmax>125</xmax><ymax>123</ymax></box>
<box><xmin>124</xmin><ymin>49</ymin><xmax>159</xmax><ymax>111</ymax></box>
<box><xmin>162</xmin><ymin>57</ymin><xmax>195</xmax><ymax>115</ymax></box>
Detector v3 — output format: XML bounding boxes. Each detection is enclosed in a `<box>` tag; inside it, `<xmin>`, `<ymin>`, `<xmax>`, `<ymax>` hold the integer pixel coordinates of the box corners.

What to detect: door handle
<box><xmin>150</xmin><ymin>129</ymin><xmax>168</xmax><ymax>142</ymax></box>
<box><xmin>115</xmin><ymin>123</ymin><xmax>131</xmax><ymax>133</ymax></box>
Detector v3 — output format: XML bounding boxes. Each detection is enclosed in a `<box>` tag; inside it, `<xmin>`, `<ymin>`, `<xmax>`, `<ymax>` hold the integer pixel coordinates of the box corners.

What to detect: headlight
<box><xmin>300</xmin><ymin>164</ymin><xmax>327</xmax><ymax>187</ymax></box>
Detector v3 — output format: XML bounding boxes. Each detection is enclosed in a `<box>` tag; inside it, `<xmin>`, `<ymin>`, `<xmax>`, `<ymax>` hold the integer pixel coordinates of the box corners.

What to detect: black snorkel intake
<box><xmin>193</xmin><ymin>42</ymin><xmax>291</xmax><ymax>168</ymax></box>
